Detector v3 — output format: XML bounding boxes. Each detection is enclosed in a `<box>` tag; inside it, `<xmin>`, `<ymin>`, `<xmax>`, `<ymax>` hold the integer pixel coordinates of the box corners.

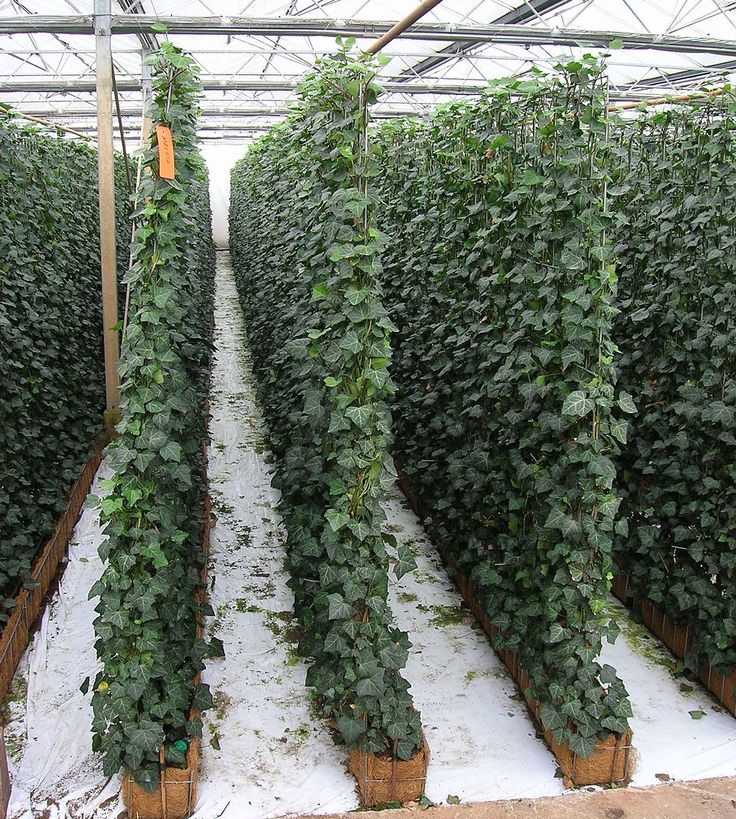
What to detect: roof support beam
<box><xmin>13</xmin><ymin>106</ymin><xmax>429</xmax><ymax>119</ymax></box>
<box><xmin>621</xmin><ymin>59</ymin><xmax>736</xmax><ymax>89</ymax></box>
<box><xmin>0</xmin><ymin>77</ymin><xmax>497</xmax><ymax>93</ymax></box>
<box><xmin>2</xmin><ymin>15</ymin><xmax>736</xmax><ymax>57</ymax></box>
<box><xmin>395</xmin><ymin>0</ymin><xmax>575</xmax><ymax>81</ymax></box>
<box><xmin>117</xmin><ymin>0</ymin><xmax>158</xmax><ymax>53</ymax></box>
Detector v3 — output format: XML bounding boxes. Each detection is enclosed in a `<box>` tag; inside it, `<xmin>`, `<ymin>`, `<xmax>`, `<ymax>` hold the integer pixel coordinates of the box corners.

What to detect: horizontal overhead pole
<box><xmin>1</xmin><ymin>76</ymin><xmax>721</xmax><ymax>102</ymax></box>
<box><xmin>395</xmin><ymin>0</ymin><xmax>573</xmax><ymax>81</ymax></box>
<box><xmin>0</xmin><ymin>77</ymin><xmax>494</xmax><ymax>94</ymax></box>
<box><xmin>65</xmin><ymin>123</ymin><xmax>272</xmax><ymax>133</ymax></box>
<box><xmin>3</xmin><ymin>15</ymin><xmax>736</xmax><ymax>56</ymax></box>
<box><xmin>620</xmin><ymin>59</ymin><xmax>736</xmax><ymax>90</ymax></box>
<box><xmin>14</xmin><ymin>106</ymin><xmax>427</xmax><ymax>119</ymax></box>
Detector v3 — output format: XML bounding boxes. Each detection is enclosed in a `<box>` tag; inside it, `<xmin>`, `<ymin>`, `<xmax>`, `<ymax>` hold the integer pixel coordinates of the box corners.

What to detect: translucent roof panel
<box><xmin>2</xmin><ymin>0</ymin><xmax>736</xmax><ymax>142</ymax></box>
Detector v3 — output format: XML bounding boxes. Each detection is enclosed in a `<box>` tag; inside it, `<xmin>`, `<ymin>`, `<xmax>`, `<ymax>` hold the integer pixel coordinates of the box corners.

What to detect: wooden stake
<box><xmin>0</xmin><ymin>107</ymin><xmax>94</xmax><ymax>140</ymax></box>
<box><xmin>95</xmin><ymin>0</ymin><xmax>120</xmax><ymax>416</ymax></box>
<box><xmin>364</xmin><ymin>0</ymin><xmax>446</xmax><ymax>55</ymax></box>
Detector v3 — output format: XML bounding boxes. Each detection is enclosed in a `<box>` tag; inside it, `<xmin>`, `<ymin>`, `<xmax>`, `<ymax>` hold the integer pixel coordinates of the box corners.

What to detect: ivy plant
<box><xmin>611</xmin><ymin>96</ymin><xmax>736</xmax><ymax>678</ymax></box>
<box><xmin>230</xmin><ymin>44</ymin><xmax>423</xmax><ymax>760</ymax></box>
<box><xmin>0</xmin><ymin>121</ymin><xmax>131</xmax><ymax>620</ymax></box>
<box><xmin>86</xmin><ymin>42</ymin><xmax>220</xmax><ymax>791</ymax></box>
<box><xmin>375</xmin><ymin>58</ymin><xmax>632</xmax><ymax>757</ymax></box>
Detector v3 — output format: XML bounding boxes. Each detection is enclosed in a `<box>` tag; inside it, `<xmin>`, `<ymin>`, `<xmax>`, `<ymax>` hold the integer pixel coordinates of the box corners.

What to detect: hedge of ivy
<box><xmin>230</xmin><ymin>47</ymin><xmax>423</xmax><ymax>761</ymax></box>
<box><xmin>612</xmin><ymin>97</ymin><xmax>736</xmax><ymax>678</ymax></box>
<box><xmin>0</xmin><ymin>121</ymin><xmax>131</xmax><ymax>620</ymax></box>
<box><xmin>87</xmin><ymin>43</ymin><xmax>219</xmax><ymax>791</ymax></box>
<box><xmin>375</xmin><ymin>59</ymin><xmax>633</xmax><ymax>757</ymax></box>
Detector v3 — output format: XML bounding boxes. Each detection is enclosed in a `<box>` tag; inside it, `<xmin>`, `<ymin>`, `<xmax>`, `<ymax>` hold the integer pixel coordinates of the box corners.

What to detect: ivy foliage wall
<box><xmin>375</xmin><ymin>59</ymin><xmax>634</xmax><ymax>757</ymax></box>
<box><xmin>612</xmin><ymin>96</ymin><xmax>736</xmax><ymax>678</ymax></box>
<box><xmin>87</xmin><ymin>43</ymin><xmax>219</xmax><ymax>791</ymax></box>
<box><xmin>230</xmin><ymin>46</ymin><xmax>423</xmax><ymax>761</ymax></box>
<box><xmin>0</xmin><ymin>122</ymin><xmax>131</xmax><ymax>619</ymax></box>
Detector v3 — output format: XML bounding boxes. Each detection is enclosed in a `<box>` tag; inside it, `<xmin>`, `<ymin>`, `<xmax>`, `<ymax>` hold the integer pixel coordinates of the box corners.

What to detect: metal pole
<box><xmin>364</xmin><ymin>0</ymin><xmax>446</xmax><ymax>54</ymax></box>
<box><xmin>140</xmin><ymin>45</ymin><xmax>153</xmax><ymax>142</ymax></box>
<box><xmin>95</xmin><ymin>0</ymin><xmax>120</xmax><ymax>423</ymax></box>
<box><xmin>112</xmin><ymin>60</ymin><xmax>133</xmax><ymax>194</ymax></box>
<box><xmin>121</xmin><ymin>46</ymin><xmax>152</xmax><ymax>345</ymax></box>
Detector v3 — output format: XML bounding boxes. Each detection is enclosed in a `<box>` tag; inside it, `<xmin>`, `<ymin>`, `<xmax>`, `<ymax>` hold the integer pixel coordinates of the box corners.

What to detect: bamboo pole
<box><xmin>0</xmin><ymin>107</ymin><xmax>94</xmax><ymax>140</ymax></box>
<box><xmin>364</xmin><ymin>0</ymin><xmax>446</xmax><ymax>55</ymax></box>
<box><xmin>609</xmin><ymin>87</ymin><xmax>730</xmax><ymax>112</ymax></box>
<box><xmin>95</xmin><ymin>0</ymin><xmax>121</xmax><ymax>421</ymax></box>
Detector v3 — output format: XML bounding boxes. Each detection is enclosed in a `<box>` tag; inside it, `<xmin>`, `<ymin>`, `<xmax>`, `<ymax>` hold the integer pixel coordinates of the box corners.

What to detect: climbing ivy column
<box><xmin>88</xmin><ymin>43</ymin><xmax>220</xmax><ymax>791</ymax></box>
<box><xmin>612</xmin><ymin>97</ymin><xmax>736</xmax><ymax>678</ymax></box>
<box><xmin>230</xmin><ymin>45</ymin><xmax>423</xmax><ymax>761</ymax></box>
<box><xmin>376</xmin><ymin>59</ymin><xmax>633</xmax><ymax>758</ymax></box>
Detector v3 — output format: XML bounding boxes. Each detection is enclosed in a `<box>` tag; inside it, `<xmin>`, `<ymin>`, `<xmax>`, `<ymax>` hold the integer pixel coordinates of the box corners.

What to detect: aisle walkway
<box><xmin>384</xmin><ymin>493</ymin><xmax>564</xmax><ymax>804</ymax></box>
<box><xmin>6</xmin><ymin>466</ymin><xmax>120</xmax><ymax>818</ymax></box>
<box><xmin>192</xmin><ymin>252</ymin><xmax>358</xmax><ymax>818</ymax></box>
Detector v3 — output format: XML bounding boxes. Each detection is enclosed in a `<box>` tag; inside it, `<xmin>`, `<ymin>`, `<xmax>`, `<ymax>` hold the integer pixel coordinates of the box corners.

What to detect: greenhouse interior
<box><xmin>1</xmin><ymin>1</ymin><xmax>735</xmax><ymax>817</ymax></box>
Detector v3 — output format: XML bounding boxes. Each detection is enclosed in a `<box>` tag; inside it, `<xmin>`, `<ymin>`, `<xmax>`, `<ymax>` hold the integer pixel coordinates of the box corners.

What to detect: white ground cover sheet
<box><xmin>191</xmin><ymin>253</ymin><xmax>357</xmax><ymax>819</ymax></box>
<box><xmin>6</xmin><ymin>464</ymin><xmax>122</xmax><ymax>818</ymax></box>
<box><xmin>4</xmin><ymin>251</ymin><xmax>734</xmax><ymax>818</ymax></box>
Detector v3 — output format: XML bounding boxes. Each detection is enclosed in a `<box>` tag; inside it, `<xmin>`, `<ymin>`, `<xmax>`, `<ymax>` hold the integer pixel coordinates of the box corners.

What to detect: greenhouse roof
<box><xmin>1</xmin><ymin>0</ymin><xmax>736</xmax><ymax>142</ymax></box>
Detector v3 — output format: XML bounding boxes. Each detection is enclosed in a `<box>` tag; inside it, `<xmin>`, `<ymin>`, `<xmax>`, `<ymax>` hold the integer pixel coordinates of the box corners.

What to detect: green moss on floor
<box><xmin>384</xmin><ymin>523</ymin><xmax>404</xmax><ymax>534</ymax></box>
<box><xmin>464</xmin><ymin>667</ymin><xmax>508</xmax><ymax>683</ymax></box>
<box><xmin>417</xmin><ymin>603</ymin><xmax>468</xmax><ymax>628</ymax></box>
<box><xmin>402</xmin><ymin>537</ymin><xmax>421</xmax><ymax>557</ymax></box>
<box><xmin>2</xmin><ymin>672</ymin><xmax>28</xmax><ymax>762</ymax></box>
<box><xmin>213</xmin><ymin>498</ymin><xmax>235</xmax><ymax>517</ymax></box>
<box><xmin>606</xmin><ymin>604</ymin><xmax>679</xmax><ymax>673</ymax></box>
<box><xmin>412</xmin><ymin>569</ymin><xmax>438</xmax><ymax>586</ymax></box>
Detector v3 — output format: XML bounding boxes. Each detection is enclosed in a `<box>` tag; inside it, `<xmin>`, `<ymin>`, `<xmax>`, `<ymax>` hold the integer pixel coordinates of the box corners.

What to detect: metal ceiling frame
<box><xmin>0</xmin><ymin>14</ymin><xmax>735</xmax><ymax>58</ymax></box>
<box><xmin>394</xmin><ymin>0</ymin><xmax>578</xmax><ymax>81</ymax></box>
<box><xmin>1</xmin><ymin>2</ymin><xmax>736</xmax><ymax>138</ymax></box>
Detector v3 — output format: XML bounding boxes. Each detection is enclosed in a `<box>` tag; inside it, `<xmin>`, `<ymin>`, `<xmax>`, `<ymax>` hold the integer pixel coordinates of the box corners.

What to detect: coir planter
<box><xmin>454</xmin><ymin>571</ymin><xmax>633</xmax><ymax>786</ymax></box>
<box><xmin>121</xmin><ymin>739</ymin><xmax>200</xmax><ymax>819</ymax></box>
<box><xmin>348</xmin><ymin>736</ymin><xmax>430</xmax><ymax>807</ymax></box>
<box><xmin>399</xmin><ymin>472</ymin><xmax>634</xmax><ymax>788</ymax></box>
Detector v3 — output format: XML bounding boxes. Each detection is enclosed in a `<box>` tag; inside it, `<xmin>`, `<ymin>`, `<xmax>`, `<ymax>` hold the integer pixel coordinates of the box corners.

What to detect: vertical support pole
<box><xmin>141</xmin><ymin>46</ymin><xmax>153</xmax><ymax>142</ymax></box>
<box><xmin>95</xmin><ymin>0</ymin><xmax>120</xmax><ymax>427</ymax></box>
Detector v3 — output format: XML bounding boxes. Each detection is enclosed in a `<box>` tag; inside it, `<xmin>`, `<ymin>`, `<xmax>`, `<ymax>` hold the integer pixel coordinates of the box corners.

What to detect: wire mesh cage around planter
<box><xmin>121</xmin><ymin>737</ymin><xmax>200</xmax><ymax>819</ymax></box>
<box><xmin>348</xmin><ymin>735</ymin><xmax>430</xmax><ymax>807</ymax></box>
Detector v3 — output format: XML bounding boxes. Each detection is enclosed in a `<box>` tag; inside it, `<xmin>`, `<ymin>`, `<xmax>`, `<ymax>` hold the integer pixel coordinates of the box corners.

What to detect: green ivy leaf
<box><xmin>327</xmin><ymin>593</ymin><xmax>353</xmax><ymax>620</ymax></box>
<box><xmin>617</xmin><ymin>392</ymin><xmax>636</xmax><ymax>414</ymax></box>
<box><xmin>561</xmin><ymin>390</ymin><xmax>594</xmax><ymax>418</ymax></box>
<box><xmin>336</xmin><ymin>716</ymin><xmax>365</xmax><ymax>745</ymax></box>
<box><xmin>393</xmin><ymin>545</ymin><xmax>417</xmax><ymax>580</ymax></box>
<box><xmin>126</xmin><ymin>721</ymin><xmax>165</xmax><ymax>755</ymax></box>
<box><xmin>325</xmin><ymin>508</ymin><xmax>350</xmax><ymax>532</ymax></box>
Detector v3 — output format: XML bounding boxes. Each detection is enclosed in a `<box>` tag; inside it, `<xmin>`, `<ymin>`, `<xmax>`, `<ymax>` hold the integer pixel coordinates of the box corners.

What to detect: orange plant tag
<box><xmin>156</xmin><ymin>125</ymin><xmax>175</xmax><ymax>180</ymax></box>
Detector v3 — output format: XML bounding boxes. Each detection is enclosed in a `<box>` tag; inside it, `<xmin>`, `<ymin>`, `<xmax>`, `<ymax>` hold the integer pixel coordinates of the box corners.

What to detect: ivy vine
<box><xmin>612</xmin><ymin>97</ymin><xmax>736</xmax><ymax>678</ymax></box>
<box><xmin>230</xmin><ymin>44</ymin><xmax>423</xmax><ymax>760</ymax></box>
<box><xmin>375</xmin><ymin>59</ymin><xmax>633</xmax><ymax>757</ymax></box>
<box><xmin>86</xmin><ymin>43</ymin><xmax>220</xmax><ymax>791</ymax></box>
<box><xmin>0</xmin><ymin>121</ymin><xmax>131</xmax><ymax>619</ymax></box>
